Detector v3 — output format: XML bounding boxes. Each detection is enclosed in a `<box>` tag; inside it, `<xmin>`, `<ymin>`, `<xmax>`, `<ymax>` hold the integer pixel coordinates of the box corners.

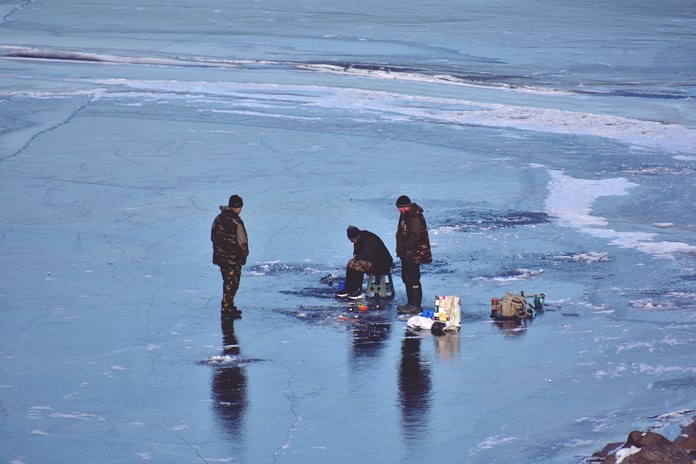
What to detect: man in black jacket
<box><xmin>336</xmin><ymin>226</ymin><xmax>393</xmax><ymax>300</ymax></box>
<box><xmin>395</xmin><ymin>195</ymin><xmax>432</xmax><ymax>314</ymax></box>
<box><xmin>211</xmin><ymin>194</ymin><xmax>249</xmax><ymax>316</ymax></box>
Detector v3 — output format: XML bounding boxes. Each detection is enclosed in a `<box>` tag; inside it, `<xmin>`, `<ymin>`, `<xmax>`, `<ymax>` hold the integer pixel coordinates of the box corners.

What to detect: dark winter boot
<box><xmin>411</xmin><ymin>284</ymin><xmax>423</xmax><ymax>309</ymax></box>
<box><xmin>397</xmin><ymin>285</ymin><xmax>412</xmax><ymax>311</ymax></box>
<box><xmin>398</xmin><ymin>285</ymin><xmax>422</xmax><ymax>314</ymax></box>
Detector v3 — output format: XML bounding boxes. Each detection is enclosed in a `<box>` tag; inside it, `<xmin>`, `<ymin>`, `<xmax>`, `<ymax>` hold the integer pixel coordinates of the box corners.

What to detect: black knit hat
<box><xmin>347</xmin><ymin>225</ymin><xmax>361</xmax><ymax>240</ymax></box>
<box><xmin>228</xmin><ymin>194</ymin><xmax>244</xmax><ymax>208</ymax></box>
<box><xmin>395</xmin><ymin>195</ymin><xmax>412</xmax><ymax>207</ymax></box>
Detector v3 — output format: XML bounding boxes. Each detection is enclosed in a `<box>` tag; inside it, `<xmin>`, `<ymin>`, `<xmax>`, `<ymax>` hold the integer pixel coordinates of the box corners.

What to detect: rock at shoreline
<box><xmin>673</xmin><ymin>420</ymin><xmax>696</xmax><ymax>456</ymax></box>
<box><xmin>591</xmin><ymin>417</ymin><xmax>696</xmax><ymax>463</ymax></box>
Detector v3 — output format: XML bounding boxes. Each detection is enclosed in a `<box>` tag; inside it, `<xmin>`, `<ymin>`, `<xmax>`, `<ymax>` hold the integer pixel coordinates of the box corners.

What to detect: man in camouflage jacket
<box><xmin>395</xmin><ymin>195</ymin><xmax>432</xmax><ymax>313</ymax></box>
<box><xmin>211</xmin><ymin>194</ymin><xmax>249</xmax><ymax>316</ymax></box>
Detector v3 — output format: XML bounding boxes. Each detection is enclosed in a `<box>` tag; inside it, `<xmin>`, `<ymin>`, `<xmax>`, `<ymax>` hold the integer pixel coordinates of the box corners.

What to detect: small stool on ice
<box><xmin>365</xmin><ymin>272</ymin><xmax>395</xmax><ymax>299</ymax></box>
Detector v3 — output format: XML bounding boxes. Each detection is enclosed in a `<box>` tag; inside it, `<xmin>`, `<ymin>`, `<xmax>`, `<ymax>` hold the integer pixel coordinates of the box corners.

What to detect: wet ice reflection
<box><xmin>398</xmin><ymin>330</ymin><xmax>432</xmax><ymax>440</ymax></box>
<box><xmin>210</xmin><ymin>317</ymin><xmax>248</xmax><ymax>442</ymax></box>
<box><xmin>349</xmin><ymin>311</ymin><xmax>392</xmax><ymax>365</ymax></box>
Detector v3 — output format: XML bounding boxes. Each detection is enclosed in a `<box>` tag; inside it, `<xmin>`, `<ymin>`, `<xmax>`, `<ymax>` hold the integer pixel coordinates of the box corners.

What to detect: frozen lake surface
<box><xmin>1</xmin><ymin>1</ymin><xmax>695</xmax><ymax>463</ymax></box>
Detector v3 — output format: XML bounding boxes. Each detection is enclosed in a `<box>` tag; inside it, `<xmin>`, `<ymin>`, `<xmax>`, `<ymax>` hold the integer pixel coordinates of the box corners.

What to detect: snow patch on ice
<box><xmin>636</xmin><ymin>364</ymin><xmax>696</xmax><ymax>375</ymax></box>
<box><xmin>554</xmin><ymin>252</ymin><xmax>610</xmax><ymax>263</ymax></box>
<box><xmin>660</xmin><ymin>335</ymin><xmax>686</xmax><ymax>346</ymax></box>
<box><xmin>546</xmin><ymin>170</ymin><xmax>636</xmax><ymax>228</ymax></box>
<box><xmin>474</xmin><ymin>435</ymin><xmax>518</xmax><ymax>450</ymax></box>
<box><xmin>594</xmin><ymin>309</ymin><xmax>616</xmax><ymax>314</ymax></box>
<box><xmin>27</xmin><ymin>406</ymin><xmax>52</xmax><ymax>419</ymax></box>
<box><xmin>248</xmin><ymin>261</ymin><xmax>323</xmax><ymax>276</ymax></box>
<box><xmin>201</xmin><ymin>355</ymin><xmax>239</xmax><ymax>366</ymax></box>
<box><xmin>652</xmin><ymin>409</ymin><xmax>696</xmax><ymax>421</ymax></box>
<box><xmin>595</xmin><ymin>362</ymin><xmax>696</xmax><ymax>379</ymax></box>
<box><xmin>28</xmin><ymin>405</ymin><xmax>106</xmax><ymax>422</ymax></box>
<box><xmin>86</xmin><ymin>78</ymin><xmax>696</xmax><ymax>153</ymax></box>
<box><xmin>594</xmin><ymin>364</ymin><xmax>628</xmax><ymax>379</ymax></box>
<box><xmin>29</xmin><ymin>429</ymin><xmax>50</xmax><ymax>435</ymax></box>
<box><xmin>622</xmin><ymin>165</ymin><xmax>694</xmax><ymax>176</ymax></box>
<box><xmin>630</xmin><ymin>299</ymin><xmax>678</xmax><ymax>311</ymax></box>
<box><xmin>51</xmin><ymin>411</ymin><xmax>105</xmax><ymax>421</ymax></box>
<box><xmin>0</xmin><ymin>87</ymin><xmax>105</xmax><ymax>100</ymax></box>
<box><xmin>546</xmin><ymin>170</ymin><xmax>696</xmax><ymax>258</ymax></box>
<box><xmin>616</xmin><ymin>342</ymin><xmax>655</xmax><ymax>354</ymax></box>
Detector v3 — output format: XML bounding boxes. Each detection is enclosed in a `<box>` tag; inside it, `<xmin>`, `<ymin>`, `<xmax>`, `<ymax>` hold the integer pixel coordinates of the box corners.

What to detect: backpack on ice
<box><xmin>490</xmin><ymin>292</ymin><xmax>543</xmax><ymax>319</ymax></box>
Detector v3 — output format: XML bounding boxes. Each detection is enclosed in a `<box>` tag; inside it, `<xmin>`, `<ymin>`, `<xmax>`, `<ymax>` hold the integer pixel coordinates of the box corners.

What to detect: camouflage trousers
<box><xmin>347</xmin><ymin>258</ymin><xmax>374</xmax><ymax>274</ymax></box>
<box><xmin>220</xmin><ymin>265</ymin><xmax>242</xmax><ymax>312</ymax></box>
<box><xmin>344</xmin><ymin>259</ymin><xmax>376</xmax><ymax>292</ymax></box>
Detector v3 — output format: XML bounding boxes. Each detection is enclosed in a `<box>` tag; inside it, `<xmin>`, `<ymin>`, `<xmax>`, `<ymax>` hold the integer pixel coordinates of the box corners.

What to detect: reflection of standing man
<box><xmin>398</xmin><ymin>330</ymin><xmax>431</xmax><ymax>440</ymax></box>
<box><xmin>212</xmin><ymin>194</ymin><xmax>248</xmax><ymax>317</ymax></box>
<box><xmin>395</xmin><ymin>195</ymin><xmax>432</xmax><ymax>314</ymax></box>
<box><xmin>211</xmin><ymin>318</ymin><xmax>248</xmax><ymax>440</ymax></box>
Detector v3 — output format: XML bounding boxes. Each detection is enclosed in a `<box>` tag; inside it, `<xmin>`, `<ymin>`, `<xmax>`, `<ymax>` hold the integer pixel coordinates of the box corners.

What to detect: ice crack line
<box><xmin>0</xmin><ymin>94</ymin><xmax>92</xmax><ymax>162</ymax></box>
<box><xmin>273</xmin><ymin>363</ymin><xmax>301</xmax><ymax>463</ymax></box>
<box><xmin>158</xmin><ymin>418</ymin><xmax>210</xmax><ymax>464</ymax></box>
<box><xmin>0</xmin><ymin>0</ymin><xmax>35</xmax><ymax>24</ymax></box>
